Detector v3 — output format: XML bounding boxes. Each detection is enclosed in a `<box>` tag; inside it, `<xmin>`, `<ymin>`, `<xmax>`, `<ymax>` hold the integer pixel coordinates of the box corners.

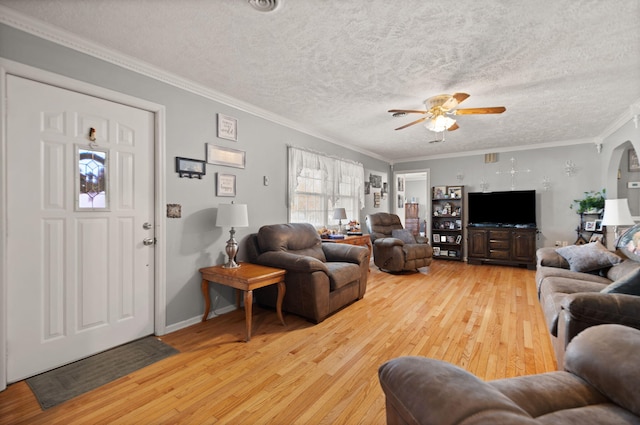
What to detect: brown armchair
<box><xmin>365</xmin><ymin>212</ymin><xmax>433</xmax><ymax>272</ymax></box>
<box><xmin>246</xmin><ymin>223</ymin><xmax>370</xmax><ymax>323</ymax></box>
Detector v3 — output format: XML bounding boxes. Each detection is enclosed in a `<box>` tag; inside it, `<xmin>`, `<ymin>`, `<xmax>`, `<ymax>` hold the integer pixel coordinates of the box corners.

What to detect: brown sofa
<box><xmin>365</xmin><ymin>212</ymin><xmax>433</xmax><ymax>272</ymax></box>
<box><xmin>378</xmin><ymin>324</ymin><xmax>640</xmax><ymax>425</ymax></box>
<box><xmin>246</xmin><ymin>223</ymin><xmax>370</xmax><ymax>323</ymax></box>
<box><xmin>536</xmin><ymin>244</ymin><xmax>640</xmax><ymax>366</ymax></box>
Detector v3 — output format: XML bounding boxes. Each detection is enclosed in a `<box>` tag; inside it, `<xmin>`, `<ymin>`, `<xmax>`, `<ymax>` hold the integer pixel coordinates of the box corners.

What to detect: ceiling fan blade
<box><xmin>394</xmin><ymin>116</ymin><xmax>428</xmax><ymax>130</ymax></box>
<box><xmin>453</xmin><ymin>106</ymin><xmax>506</xmax><ymax>115</ymax></box>
<box><xmin>388</xmin><ymin>109</ymin><xmax>429</xmax><ymax>114</ymax></box>
<box><xmin>447</xmin><ymin>122</ymin><xmax>459</xmax><ymax>131</ymax></box>
<box><xmin>442</xmin><ymin>92</ymin><xmax>470</xmax><ymax>111</ymax></box>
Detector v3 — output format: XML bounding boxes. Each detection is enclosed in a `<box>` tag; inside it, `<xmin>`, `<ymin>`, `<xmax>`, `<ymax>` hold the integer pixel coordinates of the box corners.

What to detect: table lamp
<box><xmin>601</xmin><ymin>198</ymin><xmax>635</xmax><ymax>241</ymax></box>
<box><xmin>216</xmin><ymin>202</ymin><xmax>249</xmax><ymax>268</ymax></box>
<box><xmin>333</xmin><ymin>208</ymin><xmax>347</xmax><ymax>234</ymax></box>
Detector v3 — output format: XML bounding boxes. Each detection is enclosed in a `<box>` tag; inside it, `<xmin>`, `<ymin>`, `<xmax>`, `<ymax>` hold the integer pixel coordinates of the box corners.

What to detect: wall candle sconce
<box><xmin>565</xmin><ymin>160</ymin><xmax>576</xmax><ymax>177</ymax></box>
<box><xmin>542</xmin><ymin>176</ymin><xmax>551</xmax><ymax>191</ymax></box>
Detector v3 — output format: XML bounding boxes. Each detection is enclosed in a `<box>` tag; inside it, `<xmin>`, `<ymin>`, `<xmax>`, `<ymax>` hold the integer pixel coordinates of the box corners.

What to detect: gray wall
<box><xmin>2</xmin><ymin>22</ymin><xmax>638</xmax><ymax>329</ymax></box>
<box><xmin>0</xmin><ymin>24</ymin><xmax>389</xmax><ymax>328</ymax></box>
<box><xmin>394</xmin><ymin>144</ymin><xmax>606</xmax><ymax>248</ymax></box>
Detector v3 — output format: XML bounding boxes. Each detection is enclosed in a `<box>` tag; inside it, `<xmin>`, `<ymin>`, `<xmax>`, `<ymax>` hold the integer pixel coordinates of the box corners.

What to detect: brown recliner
<box><xmin>366</xmin><ymin>212</ymin><xmax>433</xmax><ymax>272</ymax></box>
<box><xmin>246</xmin><ymin>223</ymin><xmax>370</xmax><ymax>323</ymax></box>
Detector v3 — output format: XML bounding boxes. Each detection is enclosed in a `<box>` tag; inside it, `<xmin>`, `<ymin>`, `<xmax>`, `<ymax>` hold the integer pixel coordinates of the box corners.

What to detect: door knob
<box><xmin>143</xmin><ymin>237</ymin><xmax>155</xmax><ymax>246</ymax></box>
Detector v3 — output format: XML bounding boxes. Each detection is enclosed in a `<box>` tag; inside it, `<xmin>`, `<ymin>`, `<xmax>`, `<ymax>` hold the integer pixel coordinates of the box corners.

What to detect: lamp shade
<box><xmin>216</xmin><ymin>203</ymin><xmax>249</xmax><ymax>227</ymax></box>
<box><xmin>333</xmin><ymin>208</ymin><xmax>347</xmax><ymax>220</ymax></box>
<box><xmin>601</xmin><ymin>199</ymin><xmax>635</xmax><ymax>226</ymax></box>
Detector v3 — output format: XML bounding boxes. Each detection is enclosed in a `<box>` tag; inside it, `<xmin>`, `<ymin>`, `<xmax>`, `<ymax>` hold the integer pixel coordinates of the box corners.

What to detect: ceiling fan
<box><xmin>389</xmin><ymin>93</ymin><xmax>506</xmax><ymax>133</ymax></box>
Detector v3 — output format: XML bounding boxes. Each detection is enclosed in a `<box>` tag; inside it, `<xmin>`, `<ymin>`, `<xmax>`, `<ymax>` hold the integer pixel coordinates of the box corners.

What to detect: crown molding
<box><xmin>1</xmin><ymin>5</ymin><xmax>633</xmax><ymax>166</ymax></box>
<box><xmin>0</xmin><ymin>5</ymin><xmax>388</xmax><ymax>163</ymax></box>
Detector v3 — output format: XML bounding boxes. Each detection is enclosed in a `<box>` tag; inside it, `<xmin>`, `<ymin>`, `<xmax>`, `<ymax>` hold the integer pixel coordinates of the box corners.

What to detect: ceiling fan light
<box><xmin>425</xmin><ymin>115</ymin><xmax>456</xmax><ymax>132</ymax></box>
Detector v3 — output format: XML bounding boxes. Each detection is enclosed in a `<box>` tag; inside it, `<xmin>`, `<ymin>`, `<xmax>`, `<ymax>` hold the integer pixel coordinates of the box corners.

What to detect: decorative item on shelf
<box><xmin>570</xmin><ymin>189</ymin><xmax>606</xmax><ymax>214</ymax></box>
<box><xmin>332</xmin><ymin>208</ymin><xmax>347</xmax><ymax>234</ymax></box>
<box><xmin>216</xmin><ymin>202</ymin><xmax>249</xmax><ymax>268</ymax></box>
<box><xmin>601</xmin><ymin>198</ymin><xmax>635</xmax><ymax>241</ymax></box>
<box><xmin>346</xmin><ymin>220</ymin><xmax>362</xmax><ymax>235</ymax></box>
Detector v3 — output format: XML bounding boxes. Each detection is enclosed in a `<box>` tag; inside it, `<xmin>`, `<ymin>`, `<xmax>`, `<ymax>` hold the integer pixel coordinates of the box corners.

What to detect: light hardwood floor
<box><xmin>0</xmin><ymin>261</ymin><xmax>556</xmax><ymax>424</ymax></box>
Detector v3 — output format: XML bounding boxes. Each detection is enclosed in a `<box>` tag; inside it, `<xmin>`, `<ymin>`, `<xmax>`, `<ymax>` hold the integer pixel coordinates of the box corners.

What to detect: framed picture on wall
<box><xmin>216</xmin><ymin>173</ymin><xmax>236</xmax><ymax>197</ymax></box>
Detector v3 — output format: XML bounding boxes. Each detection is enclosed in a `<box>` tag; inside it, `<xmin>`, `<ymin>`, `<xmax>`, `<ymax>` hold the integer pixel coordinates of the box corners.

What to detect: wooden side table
<box><xmin>199</xmin><ymin>262</ymin><xmax>286</xmax><ymax>341</ymax></box>
<box><xmin>321</xmin><ymin>234</ymin><xmax>372</xmax><ymax>258</ymax></box>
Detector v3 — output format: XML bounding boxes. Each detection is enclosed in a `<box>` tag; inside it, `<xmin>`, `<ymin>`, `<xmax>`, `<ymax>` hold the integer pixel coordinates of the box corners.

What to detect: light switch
<box><xmin>263</xmin><ymin>176</ymin><xmax>269</xmax><ymax>186</ymax></box>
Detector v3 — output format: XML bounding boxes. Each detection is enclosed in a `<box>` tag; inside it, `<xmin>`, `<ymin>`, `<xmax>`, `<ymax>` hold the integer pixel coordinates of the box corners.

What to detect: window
<box><xmin>288</xmin><ymin>147</ymin><xmax>364</xmax><ymax>227</ymax></box>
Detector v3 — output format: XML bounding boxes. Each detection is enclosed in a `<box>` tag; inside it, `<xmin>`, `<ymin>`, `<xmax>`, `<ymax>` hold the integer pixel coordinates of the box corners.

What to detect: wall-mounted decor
<box><xmin>216</xmin><ymin>173</ymin><xmax>236</xmax><ymax>197</ymax></box>
<box><xmin>167</xmin><ymin>204</ymin><xmax>182</xmax><ymax>218</ymax></box>
<box><xmin>374</xmin><ymin>192</ymin><xmax>381</xmax><ymax>207</ymax></box>
<box><xmin>176</xmin><ymin>157</ymin><xmax>206</xmax><ymax>178</ymax></box>
<box><xmin>369</xmin><ymin>173</ymin><xmax>382</xmax><ymax>189</ymax></box>
<box><xmin>364</xmin><ymin>182</ymin><xmax>371</xmax><ymax>195</ymax></box>
<box><xmin>629</xmin><ymin>149</ymin><xmax>640</xmax><ymax>172</ymax></box>
<box><xmin>207</xmin><ymin>144</ymin><xmax>246</xmax><ymax>169</ymax></box>
<box><xmin>217</xmin><ymin>114</ymin><xmax>237</xmax><ymax>141</ymax></box>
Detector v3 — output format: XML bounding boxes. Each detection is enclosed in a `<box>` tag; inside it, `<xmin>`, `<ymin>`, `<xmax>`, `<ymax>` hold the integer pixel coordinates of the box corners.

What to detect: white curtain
<box><xmin>288</xmin><ymin>146</ymin><xmax>364</xmax><ymax>224</ymax></box>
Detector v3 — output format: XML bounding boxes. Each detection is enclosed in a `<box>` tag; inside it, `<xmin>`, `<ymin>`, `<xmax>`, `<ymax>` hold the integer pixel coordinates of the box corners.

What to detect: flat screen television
<box><xmin>467</xmin><ymin>190</ymin><xmax>536</xmax><ymax>227</ymax></box>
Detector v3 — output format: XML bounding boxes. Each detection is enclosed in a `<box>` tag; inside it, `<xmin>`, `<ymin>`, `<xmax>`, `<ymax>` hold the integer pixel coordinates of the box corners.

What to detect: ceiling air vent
<box><xmin>248</xmin><ymin>0</ymin><xmax>279</xmax><ymax>12</ymax></box>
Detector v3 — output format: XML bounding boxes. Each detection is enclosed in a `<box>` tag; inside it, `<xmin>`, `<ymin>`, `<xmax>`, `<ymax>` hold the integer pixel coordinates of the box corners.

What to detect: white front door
<box><xmin>6</xmin><ymin>75</ymin><xmax>155</xmax><ymax>382</ymax></box>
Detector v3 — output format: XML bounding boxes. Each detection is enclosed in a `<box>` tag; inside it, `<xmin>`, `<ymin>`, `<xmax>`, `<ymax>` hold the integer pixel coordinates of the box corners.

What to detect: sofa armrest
<box><xmin>564</xmin><ymin>324</ymin><xmax>640</xmax><ymax>417</ymax></box>
<box><xmin>561</xmin><ymin>292</ymin><xmax>640</xmax><ymax>329</ymax></box>
<box><xmin>536</xmin><ymin>247</ymin><xmax>570</xmax><ymax>269</ymax></box>
<box><xmin>378</xmin><ymin>356</ymin><xmax>533</xmax><ymax>425</ymax></box>
<box><xmin>374</xmin><ymin>237</ymin><xmax>404</xmax><ymax>248</ymax></box>
<box><xmin>322</xmin><ymin>243</ymin><xmax>368</xmax><ymax>264</ymax></box>
<box><xmin>255</xmin><ymin>251</ymin><xmax>328</xmax><ymax>273</ymax></box>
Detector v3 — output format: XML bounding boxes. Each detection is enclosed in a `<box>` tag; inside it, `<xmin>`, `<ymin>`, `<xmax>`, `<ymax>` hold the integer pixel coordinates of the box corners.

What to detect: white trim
<box><xmin>0</xmin><ymin>58</ymin><xmax>167</xmax><ymax>389</ymax></box>
<box><xmin>0</xmin><ymin>5</ymin><xmax>387</xmax><ymax>163</ymax></box>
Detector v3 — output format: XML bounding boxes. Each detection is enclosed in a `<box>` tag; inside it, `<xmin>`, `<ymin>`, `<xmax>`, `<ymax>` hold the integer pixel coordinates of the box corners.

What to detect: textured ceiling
<box><xmin>1</xmin><ymin>0</ymin><xmax>639</xmax><ymax>162</ymax></box>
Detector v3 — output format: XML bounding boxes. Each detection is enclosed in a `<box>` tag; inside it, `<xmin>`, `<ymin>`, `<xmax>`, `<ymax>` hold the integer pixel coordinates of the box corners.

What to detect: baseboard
<box><xmin>163</xmin><ymin>304</ymin><xmax>237</xmax><ymax>335</ymax></box>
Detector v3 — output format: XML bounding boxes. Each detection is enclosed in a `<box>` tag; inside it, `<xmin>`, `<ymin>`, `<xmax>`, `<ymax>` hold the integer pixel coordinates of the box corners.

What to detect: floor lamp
<box><xmin>601</xmin><ymin>198</ymin><xmax>635</xmax><ymax>244</ymax></box>
<box><xmin>216</xmin><ymin>202</ymin><xmax>249</xmax><ymax>268</ymax></box>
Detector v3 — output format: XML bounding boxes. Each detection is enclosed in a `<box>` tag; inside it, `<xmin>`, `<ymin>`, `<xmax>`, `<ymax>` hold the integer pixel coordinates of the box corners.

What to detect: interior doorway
<box><xmin>394</xmin><ymin>170</ymin><xmax>430</xmax><ymax>238</ymax></box>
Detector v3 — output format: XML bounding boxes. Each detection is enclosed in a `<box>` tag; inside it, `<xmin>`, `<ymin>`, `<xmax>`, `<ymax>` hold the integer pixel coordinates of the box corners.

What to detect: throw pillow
<box><xmin>391</xmin><ymin>229</ymin><xmax>416</xmax><ymax>244</ymax></box>
<box><xmin>555</xmin><ymin>241</ymin><xmax>622</xmax><ymax>273</ymax></box>
<box><xmin>601</xmin><ymin>268</ymin><xmax>640</xmax><ymax>296</ymax></box>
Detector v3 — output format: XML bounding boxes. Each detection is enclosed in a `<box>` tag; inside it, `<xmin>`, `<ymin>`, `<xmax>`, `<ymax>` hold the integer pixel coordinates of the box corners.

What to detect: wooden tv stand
<box><xmin>467</xmin><ymin>226</ymin><xmax>537</xmax><ymax>269</ymax></box>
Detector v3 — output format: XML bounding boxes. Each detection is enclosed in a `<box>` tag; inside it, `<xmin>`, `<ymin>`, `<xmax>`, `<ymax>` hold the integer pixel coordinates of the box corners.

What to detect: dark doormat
<box><xmin>26</xmin><ymin>336</ymin><xmax>179</xmax><ymax>410</ymax></box>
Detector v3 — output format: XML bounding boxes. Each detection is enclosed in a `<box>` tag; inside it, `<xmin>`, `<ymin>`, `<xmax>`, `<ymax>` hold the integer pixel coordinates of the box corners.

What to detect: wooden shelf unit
<box><xmin>431</xmin><ymin>185</ymin><xmax>464</xmax><ymax>261</ymax></box>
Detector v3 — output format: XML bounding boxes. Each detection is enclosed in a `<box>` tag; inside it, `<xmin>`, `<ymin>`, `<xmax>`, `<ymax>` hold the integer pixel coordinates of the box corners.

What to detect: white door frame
<box><xmin>0</xmin><ymin>58</ymin><xmax>167</xmax><ymax>391</ymax></box>
<box><xmin>394</xmin><ymin>169</ymin><xmax>431</xmax><ymax>236</ymax></box>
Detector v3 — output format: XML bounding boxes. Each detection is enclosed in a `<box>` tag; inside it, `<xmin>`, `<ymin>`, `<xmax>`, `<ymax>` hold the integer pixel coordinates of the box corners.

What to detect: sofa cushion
<box><xmin>605</xmin><ymin>259</ymin><xmax>640</xmax><ymax>281</ymax></box>
<box><xmin>601</xmin><ymin>268</ymin><xmax>640</xmax><ymax>296</ymax></box>
<box><xmin>391</xmin><ymin>228</ymin><xmax>416</xmax><ymax>244</ymax></box>
<box><xmin>539</xmin><ymin>277</ymin><xmax>608</xmax><ymax>336</ymax></box>
<box><xmin>325</xmin><ymin>262</ymin><xmax>361</xmax><ymax>291</ymax></box>
<box><xmin>536</xmin><ymin>265</ymin><xmax>611</xmax><ymax>296</ymax></box>
<box><xmin>555</xmin><ymin>242</ymin><xmax>622</xmax><ymax>273</ymax></box>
